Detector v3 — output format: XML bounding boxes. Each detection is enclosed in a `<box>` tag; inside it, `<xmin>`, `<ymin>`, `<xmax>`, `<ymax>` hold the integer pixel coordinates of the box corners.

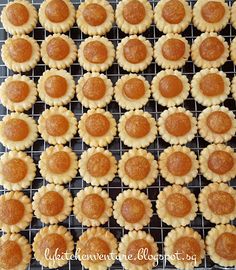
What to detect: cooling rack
<box><xmin>0</xmin><ymin>0</ymin><xmax>236</xmax><ymax>269</ymax></box>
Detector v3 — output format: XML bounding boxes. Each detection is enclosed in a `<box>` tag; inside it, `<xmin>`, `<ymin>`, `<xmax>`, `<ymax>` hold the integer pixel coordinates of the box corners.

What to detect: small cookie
<box><xmin>0</xmin><ymin>233</ymin><xmax>31</xmax><ymax>270</ymax></box>
<box><xmin>231</xmin><ymin>0</ymin><xmax>236</xmax><ymax>30</ymax></box>
<box><xmin>151</xmin><ymin>69</ymin><xmax>190</xmax><ymax>107</ymax></box>
<box><xmin>73</xmin><ymin>186</ymin><xmax>112</xmax><ymax>226</ymax></box>
<box><xmin>206</xmin><ymin>224</ymin><xmax>236</xmax><ymax>267</ymax></box>
<box><xmin>76</xmin><ymin>72</ymin><xmax>113</xmax><ymax>109</ymax></box>
<box><xmin>164</xmin><ymin>227</ymin><xmax>205</xmax><ymax>269</ymax></box>
<box><xmin>0</xmin><ymin>112</ymin><xmax>38</xmax><ymax>151</ymax></box>
<box><xmin>191</xmin><ymin>32</ymin><xmax>229</xmax><ymax>68</ymax></box>
<box><xmin>1</xmin><ymin>0</ymin><xmax>38</xmax><ymax>35</ymax></box>
<box><xmin>79</xmin><ymin>147</ymin><xmax>117</xmax><ymax>186</ymax></box>
<box><xmin>76</xmin><ymin>0</ymin><xmax>114</xmax><ymax>36</ymax></box>
<box><xmin>119</xmin><ymin>230</ymin><xmax>158</xmax><ymax>270</ymax></box>
<box><xmin>0</xmin><ymin>151</ymin><xmax>36</xmax><ymax>191</ymax></box>
<box><xmin>158</xmin><ymin>107</ymin><xmax>197</xmax><ymax>145</ymax></box>
<box><xmin>193</xmin><ymin>0</ymin><xmax>230</xmax><ymax>32</ymax></box>
<box><xmin>77</xmin><ymin>227</ymin><xmax>117</xmax><ymax>270</ymax></box>
<box><xmin>38</xmin><ymin>106</ymin><xmax>77</xmax><ymax>145</ymax></box>
<box><xmin>115</xmin><ymin>0</ymin><xmax>153</xmax><ymax>34</ymax></box>
<box><xmin>0</xmin><ymin>191</ymin><xmax>32</xmax><ymax>233</ymax></box>
<box><xmin>33</xmin><ymin>184</ymin><xmax>72</xmax><ymax>224</ymax></box>
<box><xmin>41</xmin><ymin>34</ymin><xmax>77</xmax><ymax>69</ymax></box>
<box><xmin>157</xmin><ymin>185</ymin><xmax>198</xmax><ymax>227</ymax></box>
<box><xmin>1</xmin><ymin>35</ymin><xmax>40</xmax><ymax>72</ymax></box>
<box><xmin>33</xmin><ymin>225</ymin><xmax>74</xmax><ymax>269</ymax></box>
<box><xmin>37</xmin><ymin>69</ymin><xmax>75</xmax><ymax>106</ymax></box>
<box><xmin>230</xmin><ymin>36</ymin><xmax>236</xmax><ymax>65</ymax></box>
<box><xmin>39</xmin><ymin>0</ymin><xmax>76</xmax><ymax>33</ymax></box>
<box><xmin>78</xmin><ymin>108</ymin><xmax>117</xmax><ymax>147</ymax></box>
<box><xmin>39</xmin><ymin>145</ymin><xmax>78</xmax><ymax>184</ymax></box>
<box><xmin>113</xmin><ymin>189</ymin><xmax>152</xmax><ymax>231</ymax></box>
<box><xmin>198</xmin><ymin>105</ymin><xmax>236</xmax><ymax>143</ymax></box>
<box><xmin>114</xmin><ymin>74</ymin><xmax>150</xmax><ymax>110</ymax></box>
<box><xmin>199</xmin><ymin>182</ymin><xmax>236</xmax><ymax>224</ymax></box>
<box><xmin>118</xmin><ymin>148</ymin><xmax>158</xmax><ymax>189</ymax></box>
<box><xmin>154</xmin><ymin>0</ymin><xmax>192</xmax><ymax>34</ymax></box>
<box><xmin>191</xmin><ymin>68</ymin><xmax>230</xmax><ymax>106</ymax></box>
<box><xmin>159</xmin><ymin>145</ymin><xmax>199</xmax><ymax>185</ymax></box>
<box><xmin>78</xmin><ymin>36</ymin><xmax>115</xmax><ymax>72</ymax></box>
<box><xmin>0</xmin><ymin>74</ymin><xmax>37</xmax><ymax>112</ymax></box>
<box><xmin>199</xmin><ymin>144</ymin><xmax>236</xmax><ymax>183</ymax></box>
<box><xmin>118</xmin><ymin>110</ymin><xmax>157</xmax><ymax>148</ymax></box>
<box><xmin>116</xmin><ymin>35</ymin><xmax>153</xmax><ymax>72</ymax></box>
<box><xmin>154</xmin><ymin>33</ymin><xmax>190</xmax><ymax>69</ymax></box>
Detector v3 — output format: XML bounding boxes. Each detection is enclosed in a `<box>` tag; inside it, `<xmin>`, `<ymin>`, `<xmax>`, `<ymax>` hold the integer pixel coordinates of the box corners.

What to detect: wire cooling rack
<box><xmin>0</xmin><ymin>0</ymin><xmax>236</xmax><ymax>269</ymax></box>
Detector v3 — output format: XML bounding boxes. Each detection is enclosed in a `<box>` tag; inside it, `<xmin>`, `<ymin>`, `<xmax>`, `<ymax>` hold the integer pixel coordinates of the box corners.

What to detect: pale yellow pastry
<box><xmin>76</xmin><ymin>72</ymin><xmax>113</xmax><ymax>109</ymax></box>
<box><xmin>39</xmin><ymin>0</ymin><xmax>76</xmax><ymax>33</ymax></box>
<box><xmin>118</xmin><ymin>110</ymin><xmax>157</xmax><ymax>148</ymax></box>
<box><xmin>0</xmin><ymin>113</ymin><xmax>38</xmax><ymax>151</ymax></box>
<box><xmin>199</xmin><ymin>182</ymin><xmax>236</xmax><ymax>224</ymax></box>
<box><xmin>0</xmin><ymin>233</ymin><xmax>31</xmax><ymax>270</ymax></box>
<box><xmin>76</xmin><ymin>0</ymin><xmax>114</xmax><ymax>36</ymax></box>
<box><xmin>115</xmin><ymin>0</ymin><xmax>153</xmax><ymax>34</ymax></box>
<box><xmin>154</xmin><ymin>33</ymin><xmax>190</xmax><ymax>69</ymax></box>
<box><xmin>78</xmin><ymin>108</ymin><xmax>117</xmax><ymax>147</ymax></box>
<box><xmin>193</xmin><ymin>0</ymin><xmax>230</xmax><ymax>32</ymax></box>
<box><xmin>206</xmin><ymin>224</ymin><xmax>236</xmax><ymax>267</ymax></box>
<box><xmin>39</xmin><ymin>144</ymin><xmax>78</xmax><ymax>184</ymax></box>
<box><xmin>231</xmin><ymin>76</ymin><xmax>236</xmax><ymax>101</ymax></box>
<box><xmin>0</xmin><ymin>191</ymin><xmax>32</xmax><ymax>233</ymax></box>
<box><xmin>198</xmin><ymin>105</ymin><xmax>236</xmax><ymax>143</ymax></box>
<box><xmin>1</xmin><ymin>0</ymin><xmax>37</xmax><ymax>35</ymax></box>
<box><xmin>38</xmin><ymin>106</ymin><xmax>77</xmax><ymax>145</ymax></box>
<box><xmin>76</xmin><ymin>227</ymin><xmax>118</xmax><ymax>270</ymax></box>
<box><xmin>157</xmin><ymin>185</ymin><xmax>197</xmax><ymax>228</ymax></box>
<box><xmin>73</xmin><ymin>186</ymin><xmax>112</xmax><ymax>226</ymax></box>
<box><xmin>1</xmin><ymin>35</ymin><xmax>40</xmax><ymax>72</ymax></box>
<box><xmin>191</xmin><ymin>32</ymin><xmax>229</xmax><ymax>68</ymax></box>
<box><xmin>41</xmin><ymin>34</ymin><xmax>77</xmax><ymax>69</ymax></box>
<box><xmin>118</xmin><ymin>148</ymin><xmax>158</xmax><ymax>189</ymax></box>
<box><xmin>231</xmin><ymin>0</ymin><xmax>236</xmax><ymax>30</ymax></box>
<box><xmin>158</xmin><ymin>107</ymin><xmax>197</xmax><ymax>145</ymax></box>
<box><xmin>114</xmin><ymin>74</ymin><xmax>150</xmax><ymax>110</ymax></box>
<box><xmin>78</xmin><ymin>36</ymin><xmax>115</xmax><ymax>72</ymax></box>
<box><xmin>119</xmin><ymin>230</ymin><xmax>158</xmax><ymax>270</ymax></box>
<box><xmin>0</xmin><ymin>151</ymin><xmax>36</xmax><ymax>191</ymax></box>
<box><xmin>113</xmin><ymin>189</ymin><xmax>152</xmax><ymax>231</ymax></box>
<box><xmin>37</xmin><ymin>69</ymin><xmax>75</xmax><ymax>106</ymax></box>
<box><xmin>33</xmin><ymin>184</ymin><xmax>72</xmax><ymax>224</ymax></box>
<box><xmin>154</xmin><ymin>0</ymin><xmax>192</xmax><ymax>33</ymax></box>
<box><xmin>164</xmin><ymin>227</ymin><xmax>205</xmax><ymax>269</ymax></box>
<box><xmin>79</xmin><ymin>147</ymin><xmax>117</xmax><ymax>186</ymax></box>
<box><xmin>199</xmin><ymin>144</ymin><xmax>236</xmax><ymax>183</ymax></box>
<box><xmin>116</xmin><ymin>35</ymin><xmax>153</xmax><ymax>72</ymax></box>
<box><xmin>159</xmin><ymin>145</ymin><xmax>199</xmax><ymax>185</ymax></box>
<box><xmin>0</xmin><ymin>74</ymin><xmax>37</xmax><ymax>112</ymax></box>
<box><xmin>191</xmin><ymin>68</ymin><xmax>230</xmax><ymax>106</ymax></box>
<box><xmin>33</xmin><ymin>225</ymin><xmax>74</xmax><ymax>269</ymax></box>
<box><xmin>151</xmin><ymin>69</ymin><xmax>190</xmax><ymax>107</ymax></box>
<box><xmin>230</xmin><ymin>36</ymin><xmax>236</xmax><ymax>65</ymax></box>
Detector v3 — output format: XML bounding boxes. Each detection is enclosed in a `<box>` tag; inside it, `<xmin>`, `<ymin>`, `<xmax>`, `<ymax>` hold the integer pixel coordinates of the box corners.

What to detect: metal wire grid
<box><xmin>0</xmin><ymin>0</ymin><xmax>236</xmax><ymax>269</ymax></box>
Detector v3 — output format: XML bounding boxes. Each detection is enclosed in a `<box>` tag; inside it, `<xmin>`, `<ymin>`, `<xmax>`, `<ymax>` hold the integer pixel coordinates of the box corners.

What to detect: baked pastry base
<box><xmin>33</xmin><ymin>184</ymin><xmax>72</xmax><ymax>224</ymax></box>
<box><xmin>0</xmin><ymin>151</ymin><xmax>36</xmax><ymax>191</ymax></box>
<box><xmin>39</xmin><ymin>145</ymin><xmax>78</xmax><ymax>184</ymax></box>
<box><xmin>79</xmin><ymin>147</ymin><xmax>117</xmax><ymax>186</ymax></box>
<box><xmin>73</xmin><ymin>186</ymin><xmax>112</xmax><ymax>226</ymax></box>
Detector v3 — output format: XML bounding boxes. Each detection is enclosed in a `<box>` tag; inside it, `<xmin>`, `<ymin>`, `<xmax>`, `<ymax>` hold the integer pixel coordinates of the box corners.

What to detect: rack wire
<box><xmin>0</xmin><ymin>0</ymin><xmax>236</xmax><ymax>269</ymax></box>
